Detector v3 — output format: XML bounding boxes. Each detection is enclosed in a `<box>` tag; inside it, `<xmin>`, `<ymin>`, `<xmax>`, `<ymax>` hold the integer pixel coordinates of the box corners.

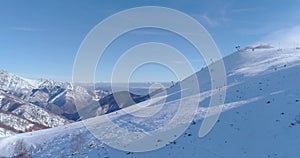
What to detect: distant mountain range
<box><xmin>0</xmin><ymin>69</ymin><xmax>103</xmax><ymax>136</ymax></box>
<box><xmin>0</xmin><ymin>69</ymin><xmax>167</xmax><ymax>137</ymax></box>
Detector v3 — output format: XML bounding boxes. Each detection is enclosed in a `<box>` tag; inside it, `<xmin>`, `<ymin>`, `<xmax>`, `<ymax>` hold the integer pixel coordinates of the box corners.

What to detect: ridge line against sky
<box><xmin>1</xmin><ymin>0</ymin><xmax>300</xmax><ymax>82</ymax></box>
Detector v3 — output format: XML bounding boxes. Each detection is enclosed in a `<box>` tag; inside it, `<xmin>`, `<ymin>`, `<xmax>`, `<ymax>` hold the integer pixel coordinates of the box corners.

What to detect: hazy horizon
<box><xmin>1</xmin><ymin>1</ymin><xmax>300</xmax><ymax>82</ymax></box>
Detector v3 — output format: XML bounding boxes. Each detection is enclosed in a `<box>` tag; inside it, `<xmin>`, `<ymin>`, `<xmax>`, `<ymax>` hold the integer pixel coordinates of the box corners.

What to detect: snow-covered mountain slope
<box><xmin>1</xmin><ymin>48</ymin><xmax>300</xmax><ymax>157</ymax></box>
<box><xmin>0</xmin><ymin>89</ymin><xmax>70</xmax><ymax>137</ymax></box>
<box><xmin>0</xmin><ymin>109</ymin><xmax>49</xmax><ymax>136</ymax></box>
<box><xmin>79</xmin><ymin>88</ymin><xmax>164</xmax><ymax>119</ymax></box>
<box><xmin>26</xmin><ymin>79</ymin><xmax>100</xmax><ymax>120</ymax></box>
<box><xmin>0</xmin><ymin>70</ymin><xmax>35</xmax><ymax>98</ymax></box>
<box><xmin>0</xmin><ymin>70</ymin><xmax>109</xmax><ymax>121</ymax></box>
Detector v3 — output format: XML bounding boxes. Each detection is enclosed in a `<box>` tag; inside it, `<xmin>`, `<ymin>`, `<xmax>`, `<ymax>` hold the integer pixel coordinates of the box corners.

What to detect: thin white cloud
<box><xmin>255</xmin><ymin>26</ymin><xmax>300</xmax><ymax>48</ymax></box>
<box><xmin>198</xmin><ymin>14</ymin><xmax>218</xmax><ymax>26</ymax></box>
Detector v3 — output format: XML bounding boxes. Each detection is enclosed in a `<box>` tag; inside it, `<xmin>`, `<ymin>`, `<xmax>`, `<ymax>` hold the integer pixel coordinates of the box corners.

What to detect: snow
<box><xmin>12</xmin><ymin>104</ymin><xmax>69</xmax><ymax>127</ymax></box>
<box><xmin>229</xmin><ymin>48</ymin><xmax>300</xmax><ymax>77</ymax></box>
<box><xmin>0</xmin><ymin>95</ymin><xmax>4</xmax><ymax>105</ymax></box>
<box><xmin>0</xmin><ymin>70</ymin><xmax>35</xmax><ymax>92</ymax></box>
<box><xmin>0</xmin><ymin>90</ymin><xmax>71</xmax><ymax>138</ymax></box>
<box><xmin>0</xmin><ymin>127</ymin><xmax>15</xmax><ymax>137</ymax></box>
<box><xmin>0</xmin><ymin>69</ymin><xmax>105</xmax><ymax>123</ymax></box>
<box><xmin>1</xmin><ymin>48</ymin><xmax>300</xmax><ymax>157</ymax></box>
<box><xmin>19</xmin><ymin>77</ymin><xmax>42</xmax><ymax>88</ymax></box>
<box><xmin>48</xmin><ymin>89</ymin><xmax>67</xmax><ymax>104</ymax></box>
<box><xmin>0</xmin><ymin>113</ymin><xmax>34</xmax><ymax>132</ymax></box>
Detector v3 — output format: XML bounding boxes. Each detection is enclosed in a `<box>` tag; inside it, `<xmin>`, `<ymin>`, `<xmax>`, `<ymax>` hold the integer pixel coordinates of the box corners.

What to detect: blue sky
<box><xmin>0</xmin><ymin>0</ymin><xmax>300</xmax><ymax>82</ymax></box>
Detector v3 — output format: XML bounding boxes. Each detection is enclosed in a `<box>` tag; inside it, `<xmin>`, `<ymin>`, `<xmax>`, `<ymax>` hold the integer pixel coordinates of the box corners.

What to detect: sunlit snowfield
<box><xmin>1</xmin><ymin>47</ymin><xmax>300</xmax><ymax>157</ymax></box>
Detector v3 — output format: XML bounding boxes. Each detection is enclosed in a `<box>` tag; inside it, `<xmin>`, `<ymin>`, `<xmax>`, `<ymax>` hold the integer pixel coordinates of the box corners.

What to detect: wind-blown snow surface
<box><xmin>1</xmin><ymin>48</ymin><xmax>300</xmax><ymax>157</ymax></box>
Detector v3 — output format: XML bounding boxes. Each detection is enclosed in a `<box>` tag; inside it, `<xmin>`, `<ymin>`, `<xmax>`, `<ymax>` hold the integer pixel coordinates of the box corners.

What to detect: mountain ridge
<box><xmin>1</xmin><ymin>47</ymin><xmax>300</xmax><ymax>157</ymax></box>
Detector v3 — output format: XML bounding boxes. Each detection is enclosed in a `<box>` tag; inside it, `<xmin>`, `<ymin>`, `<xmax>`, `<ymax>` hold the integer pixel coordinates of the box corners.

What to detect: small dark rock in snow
<box><xmin>191</xmin><ymin>120</ymin><xmax>196</xmax><ymax>125</ymax></box>
<box><xmin>291</xmin><ymin>123</ymin><xmax>295</xmax><ymax>126</ymax></box>
<box><xmin>89</xmin><ymin>143</ymin><xmax>95</xmax><ymax>148</ymax></box>
<box><xmin>126</xmin><ymin>152</ymin><xmax>133</xmax><ymax>155</ymax></box>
